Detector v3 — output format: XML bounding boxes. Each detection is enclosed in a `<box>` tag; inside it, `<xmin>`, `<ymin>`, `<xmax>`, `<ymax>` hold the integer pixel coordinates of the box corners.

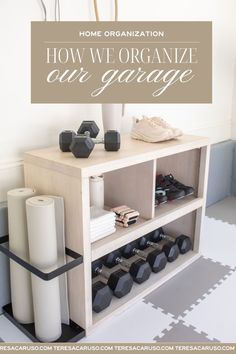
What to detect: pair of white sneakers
<box><xmin>131</xmin><ymin>116</ymin><xmax>183</xmax><ymax>143</ymax></box>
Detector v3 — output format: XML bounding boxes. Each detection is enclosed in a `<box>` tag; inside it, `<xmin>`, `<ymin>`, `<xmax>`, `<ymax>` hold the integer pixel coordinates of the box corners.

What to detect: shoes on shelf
<box><xmin>156</xmin><ymin>174</ymin><xmax>185</xmax><ymax>201</ymax></box>
<box><xmin>155</xmin><ymin>187</ymin><xmax>168</xmax><ymax>206</ymax></box>
<box><xmin>155</xmin><ymin>174</ymin><xmax>195</xmax><ymax>206</ymax></box>
<box><xmin>131</xmin><ymin>116</ymin><xmax>183</xmax><ymax>143</ymax></box>
<box><xmin>164</xmin><ymin>174</ymin><xmax>195</xmax><ymax>197</ymax></box>
<box><xmin>131</xmin><ymin>117</ymin><xmax>175</xmax><ymax>143</ymax></box>
<box><xmin>149</xmin><ymin>116</ymin><xmax>182</xmax><ymax>138</ymax></box>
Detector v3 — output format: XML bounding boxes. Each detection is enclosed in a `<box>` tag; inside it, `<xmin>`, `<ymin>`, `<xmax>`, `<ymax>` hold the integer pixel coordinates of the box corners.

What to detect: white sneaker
<box><xmin>148</xmin><ymin>116</ymin><xmax>183</xmax><ymax>138</ymax></box>
<box><xmin>131</xmin><ymin>117</ymin><xmax>174</xmax><ymax>143</ymax></box>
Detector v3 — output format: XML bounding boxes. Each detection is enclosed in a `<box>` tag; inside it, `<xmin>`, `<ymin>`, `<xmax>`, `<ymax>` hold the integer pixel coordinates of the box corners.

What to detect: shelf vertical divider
<box><xmin>151</xmin><ymin>159</ymin><xmax>157</xmax><ymax>218</ymax></box>
<box><xmin>194</xmin><ymin>144</ymin><xmax>211</xmax><ymax>253</ymax></box>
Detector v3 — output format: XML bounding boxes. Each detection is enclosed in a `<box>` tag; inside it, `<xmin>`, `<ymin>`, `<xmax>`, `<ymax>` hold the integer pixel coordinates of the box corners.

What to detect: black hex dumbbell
<box><xmin>92</xmin><ymin>281</ymin><xmax>113</xmax><ymax>313</ymax></box>
<box><xmin>77</xmin><ymin>120</ymin><xmax>100</xmax><ymax>138</ymax></box>
<box><xmin>92</xmin><ymin>260</ymin><xmax>133</xmax><ymax>299</ymax></box>
<box><xmin>70</xmin><ymin>130</ymin><xmax>120</xmax><ymax>158</ymax></box>
<box><xmin>150</xmin><ymin>228</ymin><xmax>192</xmax><ymax>254</ymax></box>
<box><xmin>59</xmin><ymin>121</ymin><xmax>99</xmax><ymax>153</ymax></box>
<box><xmin>103</xmin><ymin>250</ymin><xmax>152</xmax><ymax>284</ymax></box>
<box><xmin>59</xmin><ymin>130</ymin><xmax>76</xmax><ymax>152</ymax></box>
<box><xmin>59</xmin><ymin>120</ymin><xmax>121</xmax><ymax>158</ymax></box>
<box><xmin>120</xmin><ymin>241</ymin><xmax>167</xmax><ymax>273</ymax></box>
<box><xmin>138</xmin><ymin>232</ymin><xmax>179</xmax><ymax>262</ymax></box>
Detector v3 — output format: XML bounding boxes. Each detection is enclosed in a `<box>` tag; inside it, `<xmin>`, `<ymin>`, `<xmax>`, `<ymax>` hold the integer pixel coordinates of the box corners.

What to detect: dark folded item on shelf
<box><xmin>116</xmin><ymin>219</ymin><xmax>137</xmax><ymax>228</ymax></box>
<box><xmin>111</xmin><ymin>205</ymin><xmax>139</xmax><ymax>228</ymax></box>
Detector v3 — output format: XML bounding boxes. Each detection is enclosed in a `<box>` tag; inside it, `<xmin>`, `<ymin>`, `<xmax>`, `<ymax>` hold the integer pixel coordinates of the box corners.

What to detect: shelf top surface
<box><xmin>24</xmin><ymin>134</ymin><xmax>210</xmax><ymax>177</ymax></box>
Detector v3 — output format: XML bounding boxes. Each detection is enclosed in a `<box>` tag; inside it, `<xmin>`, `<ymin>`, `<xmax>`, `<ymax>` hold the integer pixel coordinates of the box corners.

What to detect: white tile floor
<box><xmin>0</xmin><ymin>197</ymin><xmax>236</xmax><ymax>343</ymax></box>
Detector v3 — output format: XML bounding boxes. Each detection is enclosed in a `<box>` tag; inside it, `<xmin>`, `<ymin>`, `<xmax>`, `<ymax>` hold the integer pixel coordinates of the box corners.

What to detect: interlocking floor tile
<box><xmin>144</xmin><ymin>257</ymin><xmax>231</xmax><ymax>317</ymax></box>
<box><xmin>0</xmin><ymin>315</ymin><xmax>31</xmax><ymax>342</ymax></box>
<box><xmin>81</xmin><ymin>302</ymin><xmax>176</xmax><ymax>343</ymax></box>
<box><xmin>201</xmin><ymin>217</ymin><xmax>236</xmax><ymax>268</ymax></box>
<box><xmin>206</xmin><ymin>197</ymin><xmax>236</xmax><ymax>226</ymax></box>
<box><xmin>154</xmin><ymin>320</ymin><xmax>219</xmax><ymax>342</ymax></box>
<box><xmin>183</xmin><ymin>271</ymin><xmax>236</xmax><ymax>342</ymax></box>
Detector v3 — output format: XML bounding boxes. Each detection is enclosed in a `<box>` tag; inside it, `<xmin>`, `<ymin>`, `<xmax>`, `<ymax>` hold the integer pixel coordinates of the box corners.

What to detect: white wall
<box><xmin>122</xmin><ymin>0</ymin><xmax>236</xmax><ymax>143</ymax></box>
<box><xmin>0</xmin><ymin>0</ymin><xmax>236</xmax><ymax>201</ymax></box>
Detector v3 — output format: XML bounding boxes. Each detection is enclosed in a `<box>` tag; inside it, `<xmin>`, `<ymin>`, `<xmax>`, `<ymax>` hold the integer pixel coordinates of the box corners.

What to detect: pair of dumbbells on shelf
<box><xmin>59</xmin><ymin>120</ymin><xmax>120</xmax><ymax>158</ymax></box>
<box><xmin>120</xmin><ymin>227</ymin><xmax>192</xmax><ymax>272</ymax></box>
<box><xmin>92</xmin><ymin>246</ymin><xmax>152</xmax><ymax>313</ymax></box>
<box><xmin>92</xmin><ymin>228</ymin><xmax>192</xmax><ymax>312</ymax></box>
<box><xmin>138</xmin><ymin>227</ymin><xmax>192</xmax><ymax>261</ymax></box>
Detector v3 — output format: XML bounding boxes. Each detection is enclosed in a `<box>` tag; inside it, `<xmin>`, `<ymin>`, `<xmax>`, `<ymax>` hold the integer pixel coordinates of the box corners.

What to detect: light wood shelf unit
<box><xmin>23</xmin><ymin>134</ymin><xmax>210</xmax><ymax>336</ymax></box>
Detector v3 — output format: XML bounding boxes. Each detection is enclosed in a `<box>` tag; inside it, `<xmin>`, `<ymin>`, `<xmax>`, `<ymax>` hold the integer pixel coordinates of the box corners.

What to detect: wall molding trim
<box><xmin>0</xmin><ymin>159</ymin><xmax>23</xmax><ymax>171</ymax></box>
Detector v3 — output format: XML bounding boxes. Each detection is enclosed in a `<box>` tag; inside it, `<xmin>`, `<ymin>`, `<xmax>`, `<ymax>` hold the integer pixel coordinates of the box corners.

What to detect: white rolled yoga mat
<box><xmin>90</xmin><ymin>175</ymin><xmax>104</xmax><ymax>209</ymax></box>
<box><xmin>102</xmin><ymin>104</ymin><xmax>122</xmax><ymax>132</ymax></box>
<box><xmin>26</xmin><ymin>196</ymin><xmax>62</xmax><ymax>342</ymax></box>
<box><xmin>7</xmin><ymin>188</ymin><xmax>36</xmax><ymax>324</ymax></box>
<box><xmin>46</xmin><ymin>195</ymin><xmax>69</xmax><ymax>326</ymax></box>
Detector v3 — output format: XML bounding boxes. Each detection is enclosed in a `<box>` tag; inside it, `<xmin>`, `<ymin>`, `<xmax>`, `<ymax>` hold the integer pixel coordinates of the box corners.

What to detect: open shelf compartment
<box><xmin>91</xmin><ymin>250</ymin><xmax>200</xmax><ymax>330</ymax></box>
<box><xmin>91</xmin><ymin>196</ymin><xmax>203</xmax><ymax>261</ymax></box>
<box><xmin>103</xmin><ymin>159</ymin><xmax>156</xmax><ymax>220</ymax></box>
<box><xmin>91</xmin><ymin>207</ymin><xmax>201</xmax><ymax>329</ymax></box>
<box><xmin>155</xmin><ymin>148</ymin><xmax>201</xmax><ymax>198</ymax></box>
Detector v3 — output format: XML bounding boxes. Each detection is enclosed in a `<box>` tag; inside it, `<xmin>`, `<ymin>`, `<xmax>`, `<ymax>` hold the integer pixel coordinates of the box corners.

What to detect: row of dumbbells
<box><xmin>59</xmin><ymin>120</ymin><xmax>121</xmax><ymax>158</ymax></box>
<box><xmin>92</xmin><ymin>227</ymin><xmax>192</xmax><ymax>313</ymax></box>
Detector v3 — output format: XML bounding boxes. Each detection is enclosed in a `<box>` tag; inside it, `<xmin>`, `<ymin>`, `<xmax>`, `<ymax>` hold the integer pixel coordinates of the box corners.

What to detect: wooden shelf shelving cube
<box><xmin>23</xmin><ymin>134</ymin><xmax>210</xmax><ymax>336</ymax></box>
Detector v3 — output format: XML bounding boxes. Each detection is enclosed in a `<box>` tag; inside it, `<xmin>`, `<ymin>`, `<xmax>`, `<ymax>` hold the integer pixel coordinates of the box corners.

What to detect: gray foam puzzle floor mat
<box><xmin>154</xmin><ymin>320</ymin><xmax>219</xmax><ymax>342</ymax></box>
<box><xmin>143</xmin><ymin>256</ymin><xmax>232</xmax><ymax>318</ymax></box>
<box><xmin>206</xmin><ymin>196</ymin><xmax>236</xmax><ymax>225</ymax></box>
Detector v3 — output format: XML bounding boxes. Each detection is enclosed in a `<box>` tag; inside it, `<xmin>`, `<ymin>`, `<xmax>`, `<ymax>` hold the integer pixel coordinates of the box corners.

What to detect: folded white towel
<box><xmin>90</xmin><ymin>206</ymin><xmax>116</xmax><ymax>222</ymax></box>
<box><xmin>90</xmin><ymin>227</ymin><xmax>116</xmax><ymax>243</ymax></box>
<box><xmin>91</xmin><ymin>216</ymin><xmax>116</xmax><ymax>227</ymax></box>
<box><xmin>90</xmin><ymin>218</ymin><xmax>116</xmax><ymax>231</ymax></box>
<box><xmin>91</xmin><ymin>223</ymin><xmax>116</xmax><ymax>236</ymax></box>
<box><xmin>90</xmin><ymin>206</ymin><xmax>117</xmax><ymax>242</ymax></box>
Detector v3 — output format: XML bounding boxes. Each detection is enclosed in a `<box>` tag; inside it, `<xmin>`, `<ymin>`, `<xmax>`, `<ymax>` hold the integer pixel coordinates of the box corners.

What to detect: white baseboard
<box><xmin>0</xmin><ymin>159</ymin><xmax>23</xmax><ymax>170</ymax></box>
